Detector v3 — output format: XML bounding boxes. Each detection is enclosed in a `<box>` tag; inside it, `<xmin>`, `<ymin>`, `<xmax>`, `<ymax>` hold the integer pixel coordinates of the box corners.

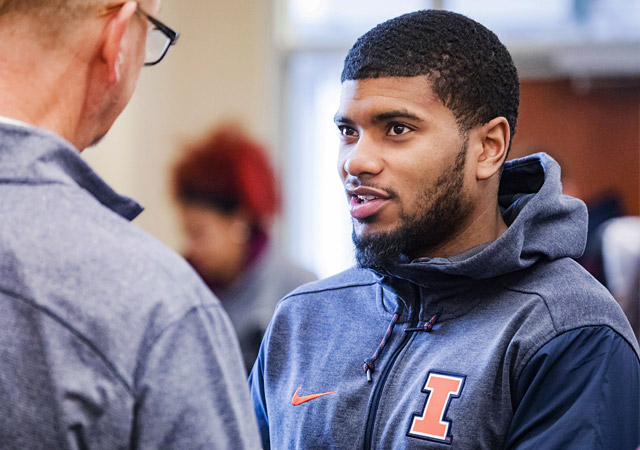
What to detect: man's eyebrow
<box><xmin>372</xmin><ymin>110</ymin><xmax>423</xmax><ymax>123</ymax></box>
<box><xmin>333</xmin><ymin>114</ymin><xmax>354</xmax><ymax>124</ymax></box>
<box><xmin>334</xmin><ymin>110</ymin><xmax>424</xmax><ymax>124</ymax></box>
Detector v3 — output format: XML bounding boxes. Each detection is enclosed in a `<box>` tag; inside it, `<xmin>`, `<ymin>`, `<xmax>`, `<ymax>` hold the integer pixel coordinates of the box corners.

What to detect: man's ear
<box><xmin>475</xmin><ymin>117</ymin><xmax>510</xmax><ymax>181</ymax></box>
<box><xmin>101</xmin><ymin>1</ymin><xmax>138</xmax><ymax>84</ymax></box>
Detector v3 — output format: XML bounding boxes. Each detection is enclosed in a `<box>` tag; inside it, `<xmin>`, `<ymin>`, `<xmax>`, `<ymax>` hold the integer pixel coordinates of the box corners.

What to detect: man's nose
<box><xmin>342</xmin><ymin>134</ymin><xmax>383</xmax><ymax>178</ymax></box>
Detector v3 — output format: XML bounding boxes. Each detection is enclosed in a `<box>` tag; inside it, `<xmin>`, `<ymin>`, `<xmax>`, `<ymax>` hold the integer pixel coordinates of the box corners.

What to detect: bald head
<box><xmin>0</xmin><ymin>0</ymin><xmax>156</xmax><ymax>150</ymax></box>
<box><xmin>0</xmin><ymin>0</ymin><xmax>105</xmax><ymax>44</ymax></box>
<box><xmin>0</xmin><ymin>0</ymin><xmax>100</xmax><ymax>17</ymax></box>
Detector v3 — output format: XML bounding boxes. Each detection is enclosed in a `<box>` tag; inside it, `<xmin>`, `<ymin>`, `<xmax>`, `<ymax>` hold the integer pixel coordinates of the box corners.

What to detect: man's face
<box><xmin>335</xmin><ymin>76</ymin><xmax>475</xmax><ymax>269</ymax></box>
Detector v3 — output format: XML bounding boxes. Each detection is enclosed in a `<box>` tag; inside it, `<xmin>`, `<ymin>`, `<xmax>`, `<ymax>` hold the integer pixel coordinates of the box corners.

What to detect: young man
<box><xmin>0</xmin><ymin>1</ymin><xmax>259</xmax><ymax>447</ymax></box>
<box><xmin>250</xmin><ymin>10</ymin><xmax>640</xmax><ymax>448</ymax></box>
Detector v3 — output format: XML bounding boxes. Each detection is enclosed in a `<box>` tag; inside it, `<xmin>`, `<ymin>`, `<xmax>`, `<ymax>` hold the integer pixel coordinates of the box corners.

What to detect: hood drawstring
<box><xmin>363</xmin><ymin>312</ymin><xmax>441</xmax><ymax>382</ymax></box>
<box><xmin>363</xmin><ymin>313</ymin><xmax>399</xmax><ymax>382</ymax></box>
<box><xmin>405</xmin><ymin>313</ymin><xmax>441</xmax><ymax>333</ymax></box>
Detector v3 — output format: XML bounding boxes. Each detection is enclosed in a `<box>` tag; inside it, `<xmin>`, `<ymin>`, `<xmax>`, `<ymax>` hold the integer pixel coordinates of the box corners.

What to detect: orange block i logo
<box><xmin>407</xmin><ymin>372</ymin><xmax>466</xmax><ymax>444</ymax></box>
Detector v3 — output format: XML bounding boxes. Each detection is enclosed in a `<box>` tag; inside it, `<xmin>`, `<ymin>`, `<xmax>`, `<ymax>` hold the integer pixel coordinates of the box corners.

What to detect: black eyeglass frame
<box><xmin>101</xmin><ymin>2</ymin><xmax>179</xmax><ymax>66</ymax></box>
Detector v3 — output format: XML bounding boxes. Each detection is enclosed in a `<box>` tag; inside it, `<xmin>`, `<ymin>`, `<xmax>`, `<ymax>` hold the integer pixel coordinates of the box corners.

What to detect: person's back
<box><xmin>0</xmin><ymin>1</ymin><xmax>259</xmax><ymax>447</ymax></box>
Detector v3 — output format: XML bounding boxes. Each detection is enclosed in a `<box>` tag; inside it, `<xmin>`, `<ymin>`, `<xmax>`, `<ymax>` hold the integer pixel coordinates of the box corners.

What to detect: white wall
<box><xmin>83</xmin><ymin>0</ymin><xmax>278</xmax><ymax>252</ymax></box>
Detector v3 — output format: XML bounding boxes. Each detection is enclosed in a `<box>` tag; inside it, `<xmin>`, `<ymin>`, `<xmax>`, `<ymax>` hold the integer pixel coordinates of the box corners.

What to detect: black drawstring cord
<box><xmin>404</xmin><ymin>313</ymin><xmax>441</xmax><ymax>333</ymax></box>
<box><xmin>363</xmin><ymin>313</ymin><xmax>399</xmax><ymax>382</ymax></box>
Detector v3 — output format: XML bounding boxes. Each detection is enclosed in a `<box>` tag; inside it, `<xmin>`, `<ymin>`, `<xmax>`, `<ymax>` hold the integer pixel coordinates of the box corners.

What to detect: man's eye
<box><xmin>388</xmin><ymin>124</ymin><xmax>411</xmax><ymax>136</ymax></box>
<box><xmin>339</xmin><ymin>126</ymin><xmax>358</xmax><ymax>137</ymax></box>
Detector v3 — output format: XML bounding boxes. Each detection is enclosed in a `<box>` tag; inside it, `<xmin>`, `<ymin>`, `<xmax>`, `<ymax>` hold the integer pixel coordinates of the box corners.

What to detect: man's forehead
<box><xmin>340</xmin><ymin>76</ymin><xmax>438</xmax><ymax>100</ymax></box>
<box><xmin>336</xmin><ymin>76</ymin><xmax>441</xmax><ymax>119</ymax></box>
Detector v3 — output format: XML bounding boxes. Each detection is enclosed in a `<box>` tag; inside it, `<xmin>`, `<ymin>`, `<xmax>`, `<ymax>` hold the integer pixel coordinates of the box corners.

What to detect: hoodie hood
<box><xmin>378</xmin><ymin>153</ymin><xmax>588</xmax><ymax>288</ymax></box>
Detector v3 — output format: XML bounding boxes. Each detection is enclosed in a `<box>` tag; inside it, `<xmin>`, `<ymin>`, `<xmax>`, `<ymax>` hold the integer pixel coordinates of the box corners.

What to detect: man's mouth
<box><xmin>347</xmin><ymin>186</ymin><xmax>391</xmax><ymax>220</ymax></box>
<box><xmin>355</xmin><ymin>194</ymin><xmax>377</xmax><ymax>203</ymax></box>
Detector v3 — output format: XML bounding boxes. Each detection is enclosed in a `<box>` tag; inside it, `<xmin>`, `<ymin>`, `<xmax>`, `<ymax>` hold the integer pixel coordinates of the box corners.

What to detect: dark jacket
<box><xmin>250</xmin><ymin>153</ymin><xmax>640</xmax><ymax>449</ymax></box>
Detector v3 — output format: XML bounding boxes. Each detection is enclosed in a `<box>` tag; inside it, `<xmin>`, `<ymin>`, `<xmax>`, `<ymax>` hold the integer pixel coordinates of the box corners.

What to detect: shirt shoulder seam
<box><xmin>279</xmin><ymin>280</ymin><xmax>378</xmax><ymax>305</ymax></box>
<box><xmin>0</xmin><ymin>285</ymin><xmax>134</xmax><ymax>394</ymax></box>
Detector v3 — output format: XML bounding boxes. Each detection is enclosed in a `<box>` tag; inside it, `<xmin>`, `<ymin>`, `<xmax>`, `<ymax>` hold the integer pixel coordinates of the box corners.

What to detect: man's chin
<box><xmin>352</xmin><ymin>227</ymin><xmax>406</xmax><ymax>270</ymax></box>
<box><xmin>352</xmin><ymin>221</ymin><xmax>399</xmax><ymax>240</ymax></box>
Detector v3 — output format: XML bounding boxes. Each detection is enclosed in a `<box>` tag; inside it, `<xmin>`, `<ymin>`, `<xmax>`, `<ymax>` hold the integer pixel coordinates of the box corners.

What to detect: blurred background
<box><xmin>83</xmin><ymin>0</ymin><xmax>640</xmax><ymax>280</ymax></box>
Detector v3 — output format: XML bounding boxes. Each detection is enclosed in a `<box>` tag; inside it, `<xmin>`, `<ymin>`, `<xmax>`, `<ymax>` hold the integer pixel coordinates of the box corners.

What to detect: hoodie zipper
<box><xmin>363</xmin><ymin>301</ymin><xmax>419</xmax><ymax>449</ymax></box>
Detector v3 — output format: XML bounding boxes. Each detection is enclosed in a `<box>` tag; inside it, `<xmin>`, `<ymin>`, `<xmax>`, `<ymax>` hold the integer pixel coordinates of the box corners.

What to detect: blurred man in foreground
<box><xmin>0</xmin><ymin>1</ymin><xmax>259</xmax><ymax>447</ymax></box>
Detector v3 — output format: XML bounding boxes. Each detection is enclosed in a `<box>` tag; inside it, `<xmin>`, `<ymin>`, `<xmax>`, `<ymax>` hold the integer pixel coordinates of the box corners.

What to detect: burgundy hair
<box><xmin>172</xmin><ymin>124</ymin><xmax>280</xmax><ymax>228</ymax></box>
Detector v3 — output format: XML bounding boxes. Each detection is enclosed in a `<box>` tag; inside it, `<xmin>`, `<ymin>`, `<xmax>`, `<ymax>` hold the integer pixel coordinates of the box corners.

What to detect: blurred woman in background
<box><xmin>172</xmin><ymin>124</ymin><xmax>317</xmax><ymax>371</ymax></box>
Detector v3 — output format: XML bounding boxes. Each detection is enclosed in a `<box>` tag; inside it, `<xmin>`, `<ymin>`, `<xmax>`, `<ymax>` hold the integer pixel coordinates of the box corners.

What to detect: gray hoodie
<box><xmin>0</xmin><ymin>121</ymin><xmax>260</xmax><ymax>448</ymax></box>
<box><xmin>250</xmin><ymin>153</ymin><xmax>639</xmax><ymax>449</ymax></box>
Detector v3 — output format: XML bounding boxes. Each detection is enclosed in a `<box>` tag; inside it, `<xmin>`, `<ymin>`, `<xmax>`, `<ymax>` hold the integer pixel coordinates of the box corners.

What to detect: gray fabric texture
<box><xmin>0</xmin><ymin>122</ymin><xmax>261</xmax><ymax>449</ymax></box>
<box><xmin>250</xmin><ymin>153</ymin><xmax>639</xmax><ymax>449</ymax></box>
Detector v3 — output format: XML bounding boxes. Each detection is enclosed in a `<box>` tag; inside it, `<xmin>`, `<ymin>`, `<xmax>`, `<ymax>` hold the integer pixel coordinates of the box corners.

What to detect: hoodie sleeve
<box><xmin>505</xmin><ymin>326</ymin><xmax>640</xmax><ymax>449</ymax></box>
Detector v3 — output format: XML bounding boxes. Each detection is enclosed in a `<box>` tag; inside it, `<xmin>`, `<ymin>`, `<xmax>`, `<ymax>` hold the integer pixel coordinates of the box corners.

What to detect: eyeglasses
<box><xmin>101</xmin><ymin>3</ymin><xmax>179</xmax><ymax>66</ymax></box>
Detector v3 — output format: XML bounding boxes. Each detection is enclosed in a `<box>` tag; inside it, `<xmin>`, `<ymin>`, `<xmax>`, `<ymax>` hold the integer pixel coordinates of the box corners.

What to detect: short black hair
<box><xmin>342</xmin><ymin>9</ymin><xmax>519</xmax><ymax>148</ymax></box>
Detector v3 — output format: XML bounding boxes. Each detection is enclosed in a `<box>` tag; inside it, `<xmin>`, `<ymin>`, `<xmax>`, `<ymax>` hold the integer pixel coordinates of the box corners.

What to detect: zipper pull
<box><xmin>362</xmin><ymin>312</ymin><xmax>399</xmax><ymax>383</ymax></box>
<box><xmin>404</xmin><ymin>313</ymin><xmax>440</xmax><ymax>333</ymax></box>
<box><xmin>364</xmin><ymin>361</ymin><xmax>374</xmax><ymax>383</ymax></box>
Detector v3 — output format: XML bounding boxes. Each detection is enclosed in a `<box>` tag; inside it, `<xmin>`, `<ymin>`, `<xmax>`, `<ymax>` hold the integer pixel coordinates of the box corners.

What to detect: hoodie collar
<box><xmin>0</xmin><ymin>122</ymin><xmax>143</xmax><ymax>221</ymax></box>
<box><xmin>375</xmin><ymin>153</ymin><xmax>588</xmax><ymax>291</ymax></box>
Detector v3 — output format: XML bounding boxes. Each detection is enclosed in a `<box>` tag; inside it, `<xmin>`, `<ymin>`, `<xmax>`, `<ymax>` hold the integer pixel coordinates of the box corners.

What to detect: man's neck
<box><xmin>417</xmin><ymin>202</ymin><xmax>508</xmax><ymax>261</ymax></box>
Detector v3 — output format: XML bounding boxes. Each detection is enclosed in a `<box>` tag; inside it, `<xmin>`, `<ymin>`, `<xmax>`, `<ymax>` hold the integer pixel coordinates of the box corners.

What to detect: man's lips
<box><xmin>346</xmin><ymin>186</ymin><xmax>391</xmax><ymax>220</ymax></box>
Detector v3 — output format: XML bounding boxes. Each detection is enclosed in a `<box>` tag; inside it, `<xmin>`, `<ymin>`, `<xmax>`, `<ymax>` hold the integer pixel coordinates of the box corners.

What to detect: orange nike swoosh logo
<box><xmin>291</xmin><ymin>386</ymin><xmax>335</xmax><ymax>406</ymax></box>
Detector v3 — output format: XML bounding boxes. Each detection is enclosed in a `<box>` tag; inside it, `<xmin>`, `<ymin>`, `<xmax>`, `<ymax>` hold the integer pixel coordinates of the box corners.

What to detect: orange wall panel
<box><xmin>511</xmin><ymin>79</ymin><xmax>640</xmax><ymax>215</ymax></box>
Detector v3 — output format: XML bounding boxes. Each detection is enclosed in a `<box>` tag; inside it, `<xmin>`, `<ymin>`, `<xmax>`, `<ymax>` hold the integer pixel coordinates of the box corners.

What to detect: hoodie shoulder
<box><xmin>283</xmin><ymin>267</ymin><xmax>378</xmax><ymax>299</ymax></box>
<box><xmin>504</xmin><ymin>257</ymin><xmax>639</xmax><ymax>355</ymax></box>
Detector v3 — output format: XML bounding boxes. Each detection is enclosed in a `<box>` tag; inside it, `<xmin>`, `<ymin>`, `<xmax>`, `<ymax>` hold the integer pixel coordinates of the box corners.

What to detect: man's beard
<box><xmin>352</xmin><ymin>142</ymin><xmax>471</xmax><ymax>270</ymax></box>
